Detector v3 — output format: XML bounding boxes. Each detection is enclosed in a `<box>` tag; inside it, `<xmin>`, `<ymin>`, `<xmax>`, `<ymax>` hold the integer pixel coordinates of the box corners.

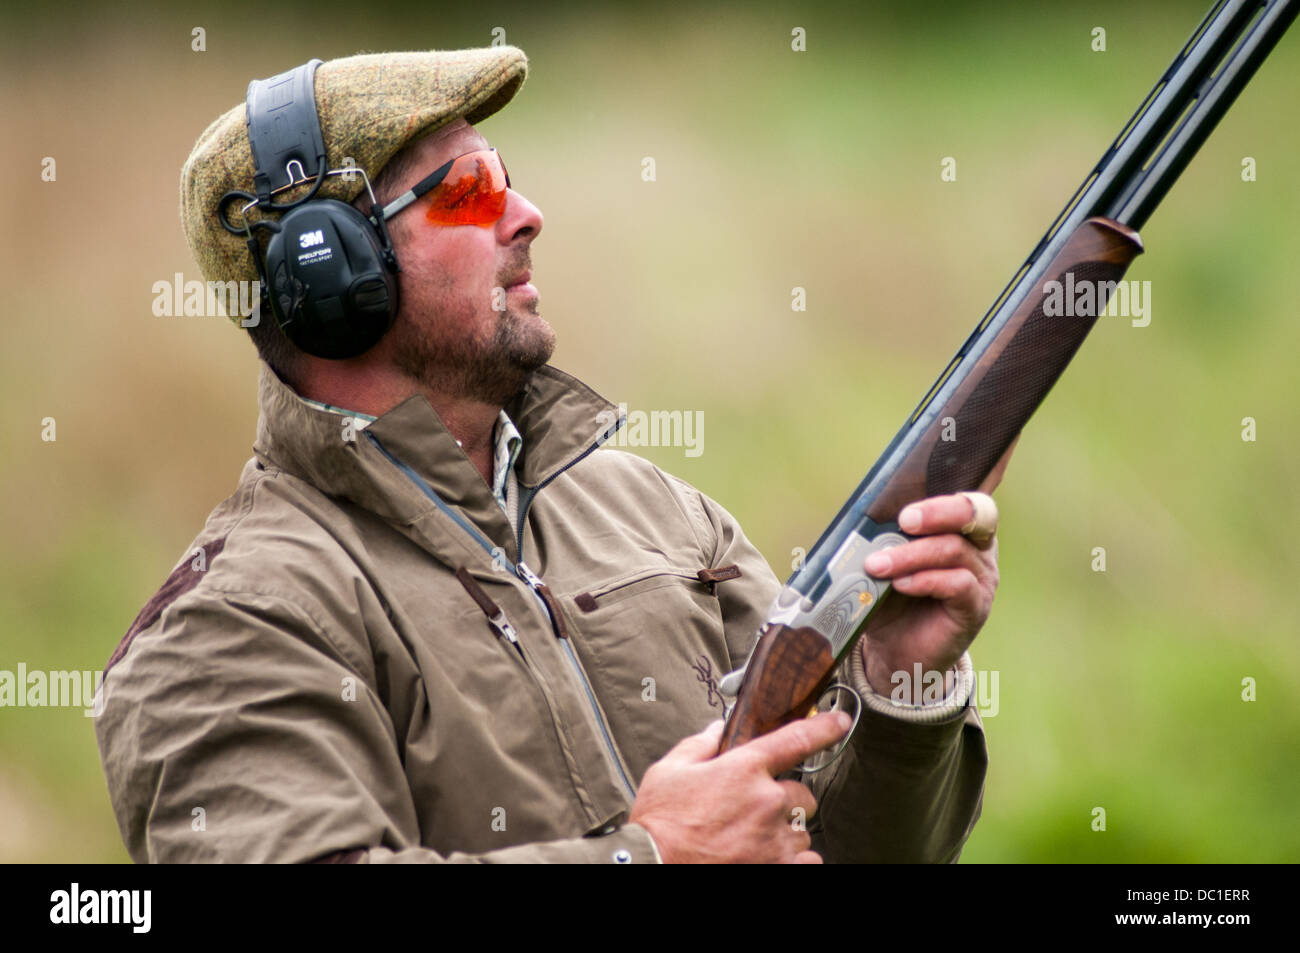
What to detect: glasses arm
<box><xmin>369</xmin><ymin>156</ymin><xmax>455</xmax><ymax>226</ymax></box>
<box><xmin>367</xmin><ymin>148</ymin><xmax>505</xmax><ymax>226</ymax></box>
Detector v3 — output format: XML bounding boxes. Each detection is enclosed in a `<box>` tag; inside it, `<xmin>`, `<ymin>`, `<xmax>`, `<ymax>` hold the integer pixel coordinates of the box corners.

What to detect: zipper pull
<box><xmin>488</xmin><ymin>610</ymin><xmax>519</xmax><ymax>645</ymax></box>
<box><xmin>516</xmin><ymin>560</ymin><xmax>545</xmax><ymax>591</ymax></box>
<box><xmin>516</xmin><ymin>560</ymin><xmax>571</xmax><ymax>640</ymax></box>
<box><xmin>455</xmin><ymin>567</ymin><xmax>521</xmax><ymax>653</ymax></box>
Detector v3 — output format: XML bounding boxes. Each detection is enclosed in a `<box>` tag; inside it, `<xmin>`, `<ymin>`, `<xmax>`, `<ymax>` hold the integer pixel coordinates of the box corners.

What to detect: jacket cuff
<box><xmin>847</xmin><ymin>645</ymin><xmax>974</xmax><ymax>725</ymax></box>
<box><xmin>361</xmin><ymin>822</ymin><xmax>665</xmax><ymax>864</ymax></box>
<box><xmin>618</xmin><ymin>822</ymin><xmax>664</xmax><ymax>864</ymax></box>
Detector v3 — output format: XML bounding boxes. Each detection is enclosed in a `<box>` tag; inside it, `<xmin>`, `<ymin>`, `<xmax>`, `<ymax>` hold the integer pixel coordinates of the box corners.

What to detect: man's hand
<box><xmin>857</xmin><ymin>439</ymin><xmax>1016</xmax><ymax>699</ymax></box>
<box><xmin>629</xmin><ymin>712</ymin><xmax>851</xmax><ymax>864</ymax></box>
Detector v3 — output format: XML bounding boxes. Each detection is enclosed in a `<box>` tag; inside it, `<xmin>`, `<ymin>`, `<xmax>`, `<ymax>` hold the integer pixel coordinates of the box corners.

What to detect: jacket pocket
<box><xmin>557</xmin><ymin>565</ymin><xmax>742</xmax><ymax>782</ymax></box>
<box><xmin>572</xmin><ymin>564</ymin><xmax>742</xmax><ymax>613</ymax></box>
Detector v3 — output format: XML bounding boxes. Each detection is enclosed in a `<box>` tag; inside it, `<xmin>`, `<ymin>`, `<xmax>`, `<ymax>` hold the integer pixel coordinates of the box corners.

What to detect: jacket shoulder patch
<box><xmin>105</xmin><ymin>537</ymin><xmax>227</xmax><ymax>674</ymax></box>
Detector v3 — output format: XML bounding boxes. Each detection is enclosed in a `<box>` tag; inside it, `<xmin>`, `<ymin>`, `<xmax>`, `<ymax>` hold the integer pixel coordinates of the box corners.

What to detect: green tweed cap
<box><xmin>180</xmin><ymin>47</ymin><xmax>528</xmax><ymax>317</ymax></box>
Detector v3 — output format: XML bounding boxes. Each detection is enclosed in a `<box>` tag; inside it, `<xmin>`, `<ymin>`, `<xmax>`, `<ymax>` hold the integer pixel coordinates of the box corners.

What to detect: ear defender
<box><xmin>219</xmin><ymin>59</ymin><xmax>400</xmax><ymax>360</ymax></box>
<box><xmin>263</xmin><ymin>200</ymin><xmax>397</xmax><ymax>359</ymax></box>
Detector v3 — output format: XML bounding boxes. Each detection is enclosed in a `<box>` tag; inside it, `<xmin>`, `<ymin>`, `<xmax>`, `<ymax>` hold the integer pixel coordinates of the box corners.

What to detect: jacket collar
<box><xmin>253</xmin><ymin>362</ymin><xmax>620</xmax><ymax>538</ymax></box>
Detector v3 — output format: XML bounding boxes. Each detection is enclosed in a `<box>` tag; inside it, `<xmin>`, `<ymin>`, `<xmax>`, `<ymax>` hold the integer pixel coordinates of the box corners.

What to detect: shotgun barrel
<box><xmin>719</xmin><ymin>0</ymin><xmax>1297</xmax><ymax>753</ymax></box>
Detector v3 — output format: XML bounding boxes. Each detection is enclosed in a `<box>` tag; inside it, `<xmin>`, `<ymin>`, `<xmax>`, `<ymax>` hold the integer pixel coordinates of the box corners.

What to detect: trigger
<box><xmin>799</xmin><ymin>682</ymin><xmax>863</xmax><ymax>774</ymax></box>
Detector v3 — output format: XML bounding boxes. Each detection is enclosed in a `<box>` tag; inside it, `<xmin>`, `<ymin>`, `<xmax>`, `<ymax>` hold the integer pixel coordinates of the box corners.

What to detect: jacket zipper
<box><xmin>510</xmin><ymin>431</ymin><xmax>639</xmax><ymax>801</ymax></box>
<box><xmin>367</xmin><ymin>424</ymin><xmax>639</xmax><ymax>802</ymax></box>
<box><xmin>516</xmin><ymin>559</ymin><xmax>637</xmax><ymax>799</ymax></box>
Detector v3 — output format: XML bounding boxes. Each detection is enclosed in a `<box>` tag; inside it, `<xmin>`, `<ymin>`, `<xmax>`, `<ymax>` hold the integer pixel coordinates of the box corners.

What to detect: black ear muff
<box><xmin>220</xmin><ymin>59</ymin><xmax>401</xmax><ymax>361</ymax></box>
<box><xmin>265</xmin><ymin>200</ymin><xmax>398</xmax><ymax>359</ymax></box>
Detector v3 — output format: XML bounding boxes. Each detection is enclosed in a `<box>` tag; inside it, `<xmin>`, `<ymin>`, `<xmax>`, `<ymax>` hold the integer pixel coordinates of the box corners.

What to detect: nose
<box><xmin>499</xmin><ymin>188</ymin><xmax>543</xmax><ymax>244</ymax></box>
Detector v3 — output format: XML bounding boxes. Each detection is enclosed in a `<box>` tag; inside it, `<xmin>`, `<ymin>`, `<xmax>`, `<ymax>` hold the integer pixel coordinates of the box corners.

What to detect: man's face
<box><xmin>378</xmin><ymin>118</ymin><xmax>553</xmax><ymax>405</ymax></box>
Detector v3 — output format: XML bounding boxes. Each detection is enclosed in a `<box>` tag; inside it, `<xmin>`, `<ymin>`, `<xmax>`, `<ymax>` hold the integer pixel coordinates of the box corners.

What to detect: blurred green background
<box><xmin>2</xmin><ymin>0</ymin><xmax>1297</xmax><ymax>863</ymax></box>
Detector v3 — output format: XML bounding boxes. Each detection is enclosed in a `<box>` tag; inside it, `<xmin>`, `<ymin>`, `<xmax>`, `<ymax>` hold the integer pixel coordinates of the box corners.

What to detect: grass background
<box><xmin>1</xmin><ymin>0</ymin><xmax>1296</xmax><ymax>862</ymax></box>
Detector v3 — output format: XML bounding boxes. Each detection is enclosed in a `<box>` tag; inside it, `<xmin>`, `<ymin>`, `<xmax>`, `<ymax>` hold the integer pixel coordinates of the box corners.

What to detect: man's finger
<box><xmin>957</xmin><ymin>491</ymin><xmax>999</xmax><ymax>549</ymax></box>
<box><xmin>897</xmin><ymin>492</ymin><xmax>998</xmax><ymax>541</ymax></box>
<box><xmin>740</xmin><ymin>711</ymin><xmax>851</xmax><ymax>777</ymax></box>
<box><xmin>891</xmin><ymin>567</ymin><xmax>983</xmax><ymax>612</ymax></box>
<box><xmin>864</xmin><ymin>533</ymin><xmax>986</xmax><ymax>580</ymax></box>
<box><xmin>776</xmin><ymin>779</ymin><xmax>819</xmax><ymax>821</ymax></box>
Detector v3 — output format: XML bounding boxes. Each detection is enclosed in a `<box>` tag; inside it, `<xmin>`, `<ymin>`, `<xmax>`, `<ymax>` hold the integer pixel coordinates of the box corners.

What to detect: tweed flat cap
<box><xmin>180</xmin><ymin>47</ymin><xmax>528</xmax><ymax>311</ymax></box>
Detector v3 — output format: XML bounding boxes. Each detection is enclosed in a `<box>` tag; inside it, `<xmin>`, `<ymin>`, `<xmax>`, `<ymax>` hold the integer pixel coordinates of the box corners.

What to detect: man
<box><xmin>96</xmin><ymin>46</ymin><xmax>1001</xmax><ymax>863</ymax></box>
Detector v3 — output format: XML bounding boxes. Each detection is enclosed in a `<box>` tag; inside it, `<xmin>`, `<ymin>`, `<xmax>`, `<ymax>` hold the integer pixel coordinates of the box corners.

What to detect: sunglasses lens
<box><xmin>425</xmin><ymin>151</ymin><xmax>509</xmax><ymax>227</ymax></box>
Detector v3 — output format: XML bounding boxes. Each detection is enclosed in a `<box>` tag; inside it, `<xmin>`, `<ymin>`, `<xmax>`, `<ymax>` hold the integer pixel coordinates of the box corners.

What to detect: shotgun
<box><xmin>718</xmin><ymin>0</ymin><xmax>1298</xmax><ymax>754</ymax></box>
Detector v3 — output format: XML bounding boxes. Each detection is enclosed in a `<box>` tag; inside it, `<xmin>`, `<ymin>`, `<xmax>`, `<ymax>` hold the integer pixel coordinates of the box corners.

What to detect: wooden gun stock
<box><xmin>719</xmin><ymin>624</ymin><xmax>836</xmax><ymax>751</ymax></box>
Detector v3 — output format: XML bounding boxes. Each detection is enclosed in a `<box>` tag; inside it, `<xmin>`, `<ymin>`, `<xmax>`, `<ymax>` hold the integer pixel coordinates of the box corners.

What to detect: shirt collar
<box><xmin>297</xmin><ymin>396</ymin><xmax>376</xmax><ymax>427</ymax></box>
<box><xmin>490</xmin><ymin>411</ymin><xmax>523</xmax><ymax>510</ymax></box>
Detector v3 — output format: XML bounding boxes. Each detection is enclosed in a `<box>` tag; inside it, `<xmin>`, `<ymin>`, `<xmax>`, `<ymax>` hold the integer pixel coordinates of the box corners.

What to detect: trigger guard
<box><xmin>799</xmin><ymin>682</ymin><xmax>862</xmax><ymax>774</ymax></box>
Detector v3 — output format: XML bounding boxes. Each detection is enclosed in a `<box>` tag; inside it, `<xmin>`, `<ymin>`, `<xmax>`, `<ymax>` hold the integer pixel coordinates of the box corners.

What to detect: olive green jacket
<box><xmin>95</xmin><ymin>363</ymin><xmax>986</xmax><ymax>863</ymax></box>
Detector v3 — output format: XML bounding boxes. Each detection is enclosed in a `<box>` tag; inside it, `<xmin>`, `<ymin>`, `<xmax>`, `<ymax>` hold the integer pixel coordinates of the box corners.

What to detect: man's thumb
<box><xmin>663</xmin><ymin>719</ymin><xmax>726</xmax><ymax>764</ymax></box>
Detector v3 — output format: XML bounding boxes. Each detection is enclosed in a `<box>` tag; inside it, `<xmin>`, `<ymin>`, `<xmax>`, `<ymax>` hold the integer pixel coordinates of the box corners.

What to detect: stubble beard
<box><xmin>392</xmin><ymin>295</ymin><xmax>556</xmax><ymax>407</ymax></box>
